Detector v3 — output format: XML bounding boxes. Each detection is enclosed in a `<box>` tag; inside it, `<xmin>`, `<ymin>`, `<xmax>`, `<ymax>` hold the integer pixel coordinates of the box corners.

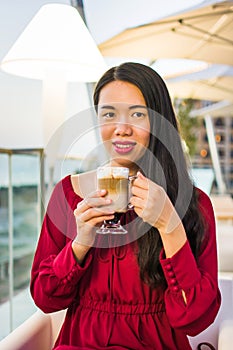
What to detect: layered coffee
<box><xmin>97</xmin><ymin>167</ymin><xmax>129</xmax><ymax>213</ymax></box>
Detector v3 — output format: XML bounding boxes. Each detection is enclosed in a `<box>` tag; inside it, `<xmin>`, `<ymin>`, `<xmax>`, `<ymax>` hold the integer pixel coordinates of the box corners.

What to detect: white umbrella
<box><xmin>99</xmin><ymin>0</ymin><xmax>233</xmax><ymax>65</ymax></box>
<box><xmin>165</xmin><ymin>64</ymin><xmax>233</xmax><ymax>102</ymax></box>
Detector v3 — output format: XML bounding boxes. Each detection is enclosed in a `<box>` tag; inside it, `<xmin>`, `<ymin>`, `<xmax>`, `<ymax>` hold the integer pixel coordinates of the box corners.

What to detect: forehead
<box><xmin>98</xmin><ymin>81</ymin><xmax>146</xmax><ymax>105</ymax></box>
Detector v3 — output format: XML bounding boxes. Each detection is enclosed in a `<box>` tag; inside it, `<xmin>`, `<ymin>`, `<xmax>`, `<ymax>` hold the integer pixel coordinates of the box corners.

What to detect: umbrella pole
<box><xmin>204</xmin><ymin>114</ymin><xmax>226</xmax><ymax>194</ymax></box>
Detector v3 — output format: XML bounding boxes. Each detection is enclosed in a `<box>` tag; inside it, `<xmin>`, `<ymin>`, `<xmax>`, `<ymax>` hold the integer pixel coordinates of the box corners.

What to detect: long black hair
<box><xmin>93</xmin><ymin>62</ymin><xmax>205</xmax><ymax>288</ymax></box>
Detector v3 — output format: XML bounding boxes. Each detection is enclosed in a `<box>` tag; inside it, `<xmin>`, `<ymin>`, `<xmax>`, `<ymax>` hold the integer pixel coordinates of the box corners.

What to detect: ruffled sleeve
<box><xmin>30</xmin><ymin>176</ymin><xmax>93</xmax><ymax>313</ymax></box>
<box><xmin>160</xmin><ymin>189</ymin><xmax>221</xmax><ymax>336</ymax></box>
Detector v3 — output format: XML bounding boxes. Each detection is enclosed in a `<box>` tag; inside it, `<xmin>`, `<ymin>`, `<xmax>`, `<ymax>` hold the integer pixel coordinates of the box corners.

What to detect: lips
<box><xmin>112</xmin><ymin>141</ymin><xmax>136</xmax><ymax>154</ymax></box>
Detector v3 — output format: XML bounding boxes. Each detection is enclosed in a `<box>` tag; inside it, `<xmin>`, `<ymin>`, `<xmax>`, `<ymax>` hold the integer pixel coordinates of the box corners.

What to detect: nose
<box><xmin>114</xmin><ymin>120</ymin><xmax>133</xmax><ymax>136</ymax></box>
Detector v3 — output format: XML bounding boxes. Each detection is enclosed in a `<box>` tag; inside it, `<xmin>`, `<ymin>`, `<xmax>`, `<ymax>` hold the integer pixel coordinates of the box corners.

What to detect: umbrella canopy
<box><xmin>165</xmin><ymin>64</ymin><xmax>233</xmax><ymax>101</ymax></box>
<box><xmin>190</xmin><ymin>100</ymin><xmax>233</xmax><ymax>117</ymax></box>
<box><xmin>99</xmin><ymin>0</ymin><xmax>233</xmax><ymax>65</ymax></box>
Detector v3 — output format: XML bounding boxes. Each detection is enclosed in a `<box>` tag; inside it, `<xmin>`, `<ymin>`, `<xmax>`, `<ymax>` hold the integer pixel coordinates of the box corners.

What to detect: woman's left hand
<box><xmin>130</xmin><ymin>171</ymin><xmax>181</xmax><ymax>234</ymax></box>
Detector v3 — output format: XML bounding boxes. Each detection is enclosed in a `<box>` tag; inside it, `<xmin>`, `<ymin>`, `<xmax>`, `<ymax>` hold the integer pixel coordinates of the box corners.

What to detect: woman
<box><xmin>30</xmin><ymin>62</ymin><xmax>221</xmax><ymax>350</ymax></box>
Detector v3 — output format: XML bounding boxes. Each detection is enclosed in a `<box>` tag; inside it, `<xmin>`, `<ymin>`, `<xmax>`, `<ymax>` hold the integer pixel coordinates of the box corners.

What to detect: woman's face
<box><xmin>97</xmin><ymin>80</ymin><xmax>150</xmax><ymax>173</ymax></box>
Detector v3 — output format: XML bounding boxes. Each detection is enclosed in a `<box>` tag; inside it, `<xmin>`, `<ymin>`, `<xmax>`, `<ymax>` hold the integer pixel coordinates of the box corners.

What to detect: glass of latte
<box><xmin>96</xmin><ymin>166</ymin><xmax>132</xmax><ymax>234</ymax></box>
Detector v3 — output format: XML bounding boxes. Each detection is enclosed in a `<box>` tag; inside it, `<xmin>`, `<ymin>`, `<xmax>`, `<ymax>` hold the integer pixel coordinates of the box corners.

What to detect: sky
<box><xmin>0</xmin><ymin>0</ymin><xmax>207</xmax><ymax>150</ymax></box>
<box><xmin>83</xmin><ymin>0</ymin><xmax>204</xmax><ymax>44</ymax></box>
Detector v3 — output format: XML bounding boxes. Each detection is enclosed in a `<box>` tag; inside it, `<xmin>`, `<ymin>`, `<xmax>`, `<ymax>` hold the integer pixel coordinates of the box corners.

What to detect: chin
<box><xmin>106</xmin><ymin>148</ymin><xmax>146</xmax><ymax>168</ymax></box>
<box><xmin>110</xmin><ymin>156</ymin><xmax>138</xmax><ymax>170</ymax></box>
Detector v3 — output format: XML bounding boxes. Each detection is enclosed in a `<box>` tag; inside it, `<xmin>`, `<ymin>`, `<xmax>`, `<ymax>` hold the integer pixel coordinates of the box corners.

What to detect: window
<box><xmin>0</xmin><ymin>149</ymin><xmax>43</xmax><ymax>339</ymax></box>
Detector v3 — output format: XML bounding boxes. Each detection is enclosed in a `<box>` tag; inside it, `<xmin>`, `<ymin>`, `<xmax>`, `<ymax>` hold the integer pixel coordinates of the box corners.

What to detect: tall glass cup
<box><xmin>96</xmin><ymin>166</ymin><xmax>131</xmax><ymax>234</ymax></box>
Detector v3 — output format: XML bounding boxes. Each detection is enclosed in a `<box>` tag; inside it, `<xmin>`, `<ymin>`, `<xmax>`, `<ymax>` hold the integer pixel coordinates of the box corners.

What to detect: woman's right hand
<box><xmin>73</xmin><ymin>189</ymin><xmax>114</xmax><ymax>251</ymax></box>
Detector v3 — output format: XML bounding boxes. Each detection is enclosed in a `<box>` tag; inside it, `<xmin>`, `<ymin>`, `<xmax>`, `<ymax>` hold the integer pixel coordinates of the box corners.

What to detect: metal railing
<box><xmin>0</xmin><ymin>148</ymin><xmax>44</xmax><ymax>333</ymax></box>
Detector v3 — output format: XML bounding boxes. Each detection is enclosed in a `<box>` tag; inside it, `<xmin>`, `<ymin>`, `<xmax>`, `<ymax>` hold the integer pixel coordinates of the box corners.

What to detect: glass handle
<box><xmin>128</xmin><ymin>175</ymin><xmax>137</xmax><ymax>209</ymax></box>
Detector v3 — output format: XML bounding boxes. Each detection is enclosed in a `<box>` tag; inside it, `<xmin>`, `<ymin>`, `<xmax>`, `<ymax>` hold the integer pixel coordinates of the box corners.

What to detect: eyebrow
<box><xmin>99</xmin><ymin>105</ymin><xmax>147</xmax><ymax>110</ymax></box>
<box><xmin>99</xmin><ymin>105</ymin><xmax>115</xmax><ymax>110</ymax></box>
<box><xmin>129</xmin><ymin>105</ymin><xmax>147</xmax><ymax>110</ymax></box>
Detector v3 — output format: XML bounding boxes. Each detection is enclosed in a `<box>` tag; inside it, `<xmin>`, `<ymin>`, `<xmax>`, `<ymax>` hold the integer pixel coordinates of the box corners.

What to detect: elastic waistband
<box><xmin>78</xmin><ymin>296</ymin><xmax>165</xmax><ymax>315</ymax></box>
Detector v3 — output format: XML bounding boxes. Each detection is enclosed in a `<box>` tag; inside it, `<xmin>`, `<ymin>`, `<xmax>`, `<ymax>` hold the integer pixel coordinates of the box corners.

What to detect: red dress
<box><xmin>30</xmin><ymin>175</ymin><xmax>221</xmax><ymax>350</ymax></box>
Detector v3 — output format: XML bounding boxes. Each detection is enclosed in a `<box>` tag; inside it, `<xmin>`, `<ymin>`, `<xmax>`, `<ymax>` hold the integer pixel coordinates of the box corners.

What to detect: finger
<box><xmin>76</xmin><ymin>205</ymin><xmax>114</xmax><ymax>223</ymax></box>
<box><xmin>75</xmin><ymin>193</ymin><xmax>111</xmax><ymax>214</ymax></box>
<box><xmin>129</xmin><ymin>196</ymin><xmax>145</xmax><ymax>210</ymax></box>
<box><xmin>133</xmin><ymin>171</ymin><xmax>149</xmax><ymax>190</ymax></box>
<box><xmin>131</xmin><ymin>185</ymin><xmax>148</xmax><ymax>199</ymax></box>
<box><xmin>131</xmin><ymin>205</ymin><xmax>143</xmax><ymax>219</ymax></box>
<box><xmin>88</xmin><ymin>214</ymin><xmax>115</xmax><ymax>227</ymax></box>
<box><xmin>87</xmin><ymin>189</ymin><xmax>108</xmax><ymax>199</ymax></box>
<box><xmin>84</xmin><ymin>196</ymin><xmax>112</xmax><ymax>209</ymax></box>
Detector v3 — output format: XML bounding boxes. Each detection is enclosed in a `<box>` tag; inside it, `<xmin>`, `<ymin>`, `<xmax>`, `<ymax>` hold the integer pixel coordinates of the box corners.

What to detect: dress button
<box><xmin>168</xmin><ymin>271</ymin><xmax>174</xmax><ymax>277</ymax></box>
<box><xmin>173</xmin><ymin>286</ymin><xmax>179</xmax><ymax>292</ymax></box>
<box><xmin>170</xmin><ymin>278</ymin><xmax>176</xmax><ymax>285</ymax></box>
<box><xmin>165</xmin><ymin>263</ymin><xmax>172</xmax><ymax>271</ymax></box>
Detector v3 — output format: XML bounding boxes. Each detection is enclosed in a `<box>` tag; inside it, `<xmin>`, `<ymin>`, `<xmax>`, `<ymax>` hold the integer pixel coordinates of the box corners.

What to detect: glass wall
<box><xmin>0</xmin><ymin>147</ymin><xmax>93</xmax><ymax>339</ymax></box>
<box><xmin>0</xmin><ymin>148</ymin><xmax>86</xmax><ymax>339</ymax></box>
<box><xmin>0</xmin><ymin>149</ymin><xmax>43</xmax><ymax>339</ymax></box>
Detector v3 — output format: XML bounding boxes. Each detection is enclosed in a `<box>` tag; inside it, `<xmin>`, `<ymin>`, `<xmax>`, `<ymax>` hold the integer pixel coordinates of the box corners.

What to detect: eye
<box><xmin>132</xmin><ymin>112</ymin><xmax>145</xmax><ymax>118</ymax></box>
<box><xmin>105</xmin><ymin>112</ymin><xmax>115</xmax><ymax>118</ymax></box>
<box><xmin>99</xmin><ymin>112</ymin><xmax>115</xmax><ymax>120</ymax></box>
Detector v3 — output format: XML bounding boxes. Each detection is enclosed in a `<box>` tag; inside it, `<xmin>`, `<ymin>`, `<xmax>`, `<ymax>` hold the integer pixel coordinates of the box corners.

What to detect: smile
<box><xmin>112</xmin><ymin>141</ymin><xmax>136</xmax><ymax>154</ymax></box>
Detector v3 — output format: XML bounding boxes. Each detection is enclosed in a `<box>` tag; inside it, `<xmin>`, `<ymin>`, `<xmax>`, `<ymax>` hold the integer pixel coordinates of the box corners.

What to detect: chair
<box><xmin>188</xmin><ymin>273</ymin><xmax>233</xmax><ymax>349</ymax></box>
<box><xmin>0</xmin><ymin>274</ymin><xmax>232</xmax><ymax>350</ymax></box>
<box><xmin>0</xmin><ymin>309</ymin><xmax>66</xmax><ymax>350</ymax></box>
<box><xmin>210</xmin><ymin>194</ymin><xmax>233</xmax><ymax>222</ymax></box>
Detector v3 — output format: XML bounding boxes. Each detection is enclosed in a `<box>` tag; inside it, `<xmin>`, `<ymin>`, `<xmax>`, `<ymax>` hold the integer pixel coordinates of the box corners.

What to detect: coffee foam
<box><xmin>97</xmin><ymin>167</ymin><xmax>129</xmax><ymax>179</ymax></box>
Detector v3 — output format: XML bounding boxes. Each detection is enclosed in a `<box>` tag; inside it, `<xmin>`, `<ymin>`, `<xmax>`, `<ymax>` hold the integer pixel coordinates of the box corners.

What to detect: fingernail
<box><xmin>105</xmin><ymin>199</ymin><xmax>111</xmax><ymax>204</ymax></box>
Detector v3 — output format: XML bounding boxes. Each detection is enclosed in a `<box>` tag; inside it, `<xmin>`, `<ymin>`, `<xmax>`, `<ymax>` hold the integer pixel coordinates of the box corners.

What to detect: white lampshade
<box><xmin>1</xmin><ymin>3</ymin><xmax>107</xmax><ymax>82</ymax></box>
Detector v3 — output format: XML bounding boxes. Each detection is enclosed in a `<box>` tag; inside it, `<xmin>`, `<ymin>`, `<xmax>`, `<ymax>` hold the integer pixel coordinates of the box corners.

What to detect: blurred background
<box><xmin>0</xmin><ymin>0</ymin><xmax>232</xmax><ymax>341</ymax></box>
